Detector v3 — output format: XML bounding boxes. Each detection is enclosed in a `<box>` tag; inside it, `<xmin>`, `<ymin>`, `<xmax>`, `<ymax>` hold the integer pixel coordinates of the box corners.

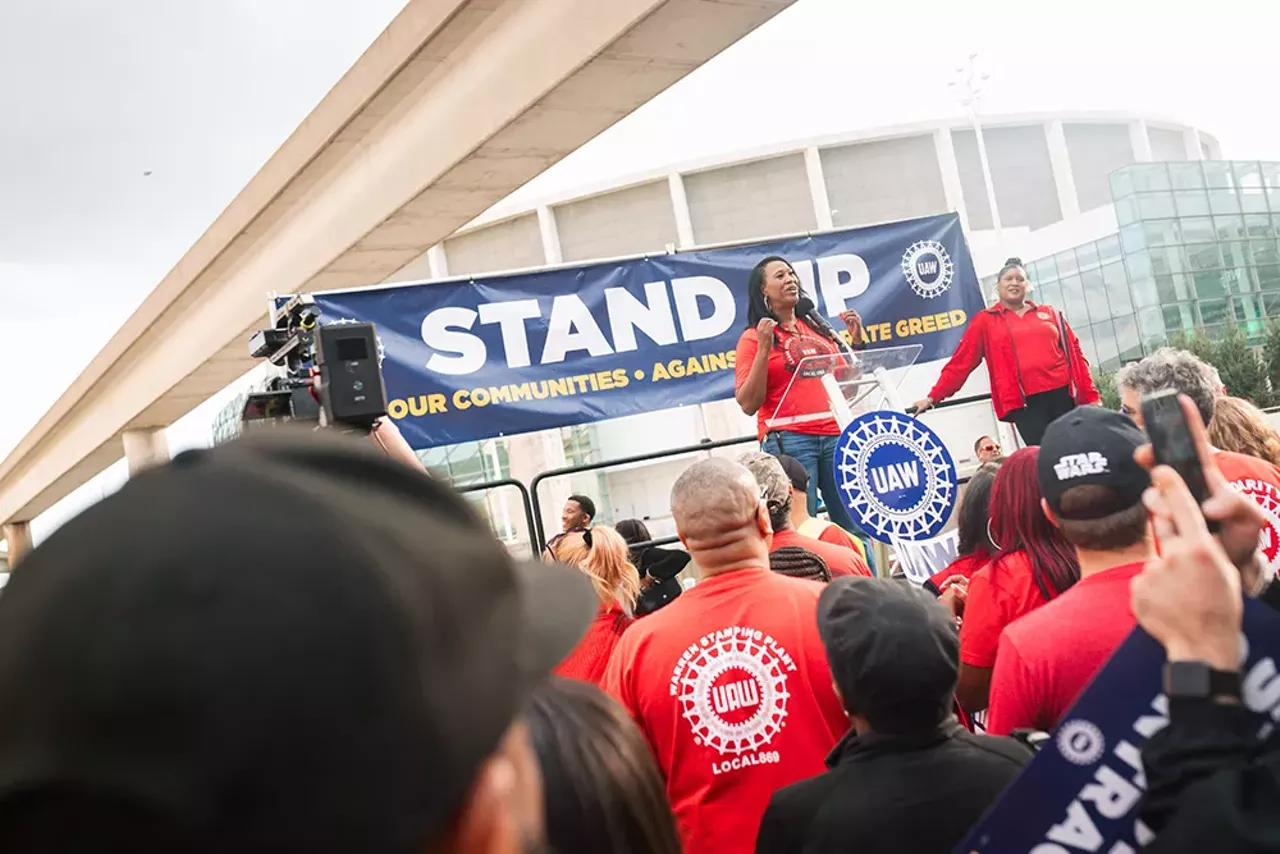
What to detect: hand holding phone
<box><xmin>1137</xmin><ymin>393</ymin><xmax>1269</xmax><ymax>583</ymax></box>
<box><xmin>1141</xmin><ymin>389</ymin><xmax>1213</xmax><ymax>512</ymax></box>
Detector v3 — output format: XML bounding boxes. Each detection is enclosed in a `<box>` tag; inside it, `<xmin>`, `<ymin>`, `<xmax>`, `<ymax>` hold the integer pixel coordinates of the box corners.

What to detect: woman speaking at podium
<box><xmin>734</xmin><ymin>256</ymin><xmax>865</xmax><ymax>536</ymax></box>
<box><xmin>910</xmin><ymin>257</ymin><xmax>1099</xmax><ymax>446</ymax></box>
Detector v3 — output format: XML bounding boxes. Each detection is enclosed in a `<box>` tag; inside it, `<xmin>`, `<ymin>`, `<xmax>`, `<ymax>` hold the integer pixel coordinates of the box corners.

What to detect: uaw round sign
<box><xmin>834</xmin><ymin>411</ymin><xmax>957</xmax><ymax>543</ymax></box>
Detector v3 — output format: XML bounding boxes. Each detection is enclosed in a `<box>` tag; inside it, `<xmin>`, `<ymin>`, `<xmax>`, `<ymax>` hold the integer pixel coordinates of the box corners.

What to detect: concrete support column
<box><xmin>505</xmin><ymin>429</ymin><xmax>571</xmax><ymax>556</ymax></box>
<box><xmin>1183</xmin><ymin>127</ymin><xmax>1204</xmax><ymax>161</ymax></box>
<box><xmin>427</xmin><ymin>244</ymin><xmax>449</xmax><ymax>279</ymax></box>
<box><xmin>933</xmin><ymin>127</ymin><xmax>970</xmax><ymax>231</ymax></box>
<box><xmin>122</xmin><ymin>428</ymin><xmax>170</xmax><ymax>478</ymax></box>
<box><xmin>3</xmin><ymin>522</ymin><xmax>32</xmax><ymax>568</ymax></box>
<box><xmin>668</xmin><ymin>172</ymin><xmax>696</xmax><ymax>249</ymax></box>
<box><xmin>537</xmin><ymin>205</ymin><xmax>563</xmax><ymax>265</ymax></box>
<box><xmin>1045</xmin><ymin>120</ymin><xmax>1081</xmax><ymax>219</ymax></box>
<box><xmin>803</xmin><ymin>147</ymin><xmax>835</xmax><ymax>231</ymax></box>
<box><xmin>1129</xmin><ymin>120</ymin><xmax>1153</xmax><ymax>162</ymax></box>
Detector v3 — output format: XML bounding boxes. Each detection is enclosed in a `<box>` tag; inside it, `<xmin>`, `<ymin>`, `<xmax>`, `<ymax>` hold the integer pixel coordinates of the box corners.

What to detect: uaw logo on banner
<box><xmin>954</xmin><ymin>599</ymin><xmax>1280</xmax><ymax>854</ymax></box>
<box><xmin>901</xmin><ymin>240</ymin><xmax>955</xmax><ymax>299</ymax></box>
<box><xmin>834</xmin><ymin>411</ymin><xmax>958</xmax><ymax>543</ymax></box>
<box><xmin>672</xmin><ymin>626</ymin><xmax>795</xmax><ymax>776</ymax></box>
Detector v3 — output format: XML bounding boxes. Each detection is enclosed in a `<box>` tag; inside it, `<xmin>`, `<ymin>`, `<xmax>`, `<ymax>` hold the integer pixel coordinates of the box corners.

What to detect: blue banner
<box><xmin>307</xmin><ymin>213</ymin><xmax>982</xmax><ymax>449</ymax></box>
<box><xmin>955</xmin><ymin>598</ymin><xmax>1280</xmax><ymax>853</ymax></box>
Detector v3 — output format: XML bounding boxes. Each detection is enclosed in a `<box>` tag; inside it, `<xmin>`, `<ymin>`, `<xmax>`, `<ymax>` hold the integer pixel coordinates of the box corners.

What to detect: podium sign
<box><xmin>833</xmin><ymin>410</ymin><xmax>957</xmax><ymax>543</ymax></box>
<box><xmin>954</xmin><ymin>598</ymin><xmax>1280</xmax><ymax>854</ymax></box>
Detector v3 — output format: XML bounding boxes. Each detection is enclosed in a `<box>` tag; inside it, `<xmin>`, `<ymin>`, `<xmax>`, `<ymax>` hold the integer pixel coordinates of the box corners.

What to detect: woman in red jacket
<box><xmin>910</xmin><ymin>257</ymin><xmax>1100</xmax><ymax>445</ymax></box>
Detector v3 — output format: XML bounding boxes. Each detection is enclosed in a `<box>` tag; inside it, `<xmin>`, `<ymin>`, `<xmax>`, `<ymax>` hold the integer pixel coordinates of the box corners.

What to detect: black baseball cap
<box><xmin>1038</xmin><ymin>406</ymin><xmax>1150</xmax><ymax>520</ymax></box>
<box><xmin>817</xmin><ymin>577</ymin><xmax>958</xmax><ymax>733</ymax></box>
<box><xmin>776</xmin><ymin>454</ymin><xmax>809</xmax><ymax>493</ymax></box>
<box><xmin>0</xmin><ymin>430</ymin><xmax>596</xmax><ymax>853</ymax></box>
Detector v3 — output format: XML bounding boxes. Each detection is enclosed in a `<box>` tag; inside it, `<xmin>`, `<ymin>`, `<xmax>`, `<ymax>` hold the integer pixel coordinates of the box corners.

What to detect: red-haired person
<box><xmin>955</xmin><ymin>448</ymin><xmax>1080</xmax><ymax>714</ymax></box>
<box><xmin>552</xmin><ymin>526</ymin><xmax>640</xmax><ymax>687</ymax></box>
<box><xmin>911</xmin><ymin>258</ymin><xmax>1099</xmax><ymax>446</ymax></box>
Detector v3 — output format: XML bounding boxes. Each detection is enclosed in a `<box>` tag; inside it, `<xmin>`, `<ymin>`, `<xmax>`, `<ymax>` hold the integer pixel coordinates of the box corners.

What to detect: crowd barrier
<box><xmin>455</xmin><ymin>393</ymin><xmax>995</xmax><ymax>555</ymax></box>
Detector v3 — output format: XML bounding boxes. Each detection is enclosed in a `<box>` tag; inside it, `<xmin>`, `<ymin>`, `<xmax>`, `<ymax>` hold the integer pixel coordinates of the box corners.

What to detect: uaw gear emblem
<box><xmin>1231</xmin><ymin>478</ymin><xmax>1280</xmax><ymax>579</ymax></box>
<box><xmin>901</xmin><ymin>240</ymin><xmax>955</xmax><ymax>299</ymax></box>
<box><xmin>673</xmin><ymin>627</ymin><xmax>791</xmax><ymax>757</ymax></box>
<box><xmin>835</xmin><ymin>411</ymin><xmax>958</xmax><ymax>543</ymax></box>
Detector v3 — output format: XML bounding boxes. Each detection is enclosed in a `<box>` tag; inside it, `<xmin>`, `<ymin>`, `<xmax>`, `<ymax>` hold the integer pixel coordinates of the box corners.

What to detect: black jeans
<box><xmin>1006</xmin><ymin>386</ymin><xmax>1076</xmax><ymax>446</ymax></box>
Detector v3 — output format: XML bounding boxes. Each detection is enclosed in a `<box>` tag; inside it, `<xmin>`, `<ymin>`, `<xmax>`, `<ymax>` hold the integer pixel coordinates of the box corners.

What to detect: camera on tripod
<box><xmin>242</xmin><ymin>294</ymin><xmax>388</xmax><ymax>432</ymax></box>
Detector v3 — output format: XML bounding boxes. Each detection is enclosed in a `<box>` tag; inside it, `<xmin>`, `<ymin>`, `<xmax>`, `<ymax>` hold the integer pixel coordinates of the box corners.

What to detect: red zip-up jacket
<box><xmin>927</xmin><ymin>302</ymin><xmax>1100</xmax><ymax>420</ymax></box>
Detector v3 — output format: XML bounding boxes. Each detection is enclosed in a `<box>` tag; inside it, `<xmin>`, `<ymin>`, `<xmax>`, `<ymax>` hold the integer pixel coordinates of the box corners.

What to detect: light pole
<box><xmin>950</xmin><ymin>54</ymin><xmax>1002</xmax><ymax>241</ymax></box>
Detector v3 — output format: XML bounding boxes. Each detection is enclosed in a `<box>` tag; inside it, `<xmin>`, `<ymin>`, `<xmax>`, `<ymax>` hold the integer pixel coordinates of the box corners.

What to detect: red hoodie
<box><xmin>928</xmin><ymin>302</ymin><xmax>1099</xmax><ymax>420</ymax></box>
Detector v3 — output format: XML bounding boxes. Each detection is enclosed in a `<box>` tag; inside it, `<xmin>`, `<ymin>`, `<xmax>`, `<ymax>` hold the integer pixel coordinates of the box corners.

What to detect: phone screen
<box><xmin>1141</xmin><ymin>389</ymin><xmax>1211</xmax><ymax>508</ymax></box>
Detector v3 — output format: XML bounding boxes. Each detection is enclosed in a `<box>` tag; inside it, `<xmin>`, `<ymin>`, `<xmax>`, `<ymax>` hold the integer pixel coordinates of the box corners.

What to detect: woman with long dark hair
<box><xmin>615</xmin><ymin>518</ymin><xmax>688</xmax><ymax>617</ymax></box>
<box><xmin>910</xmin><ymin>257</ymin><xmax>1100</xmax><ymax>446</ymax></box>
<box><xmin>525</xmin><ymin>678</ymin><xmax>683</xmax><ymax>854</ymax></box>
<box><xmin>734</xmin><ymin>255</ymin><xmax>866</xmax><ymax>537</ymax></box>
<box><xmin>925</xmin><ymin>461</ymin><xmax>1002</xmax><ymax>597</ymax></box>
<box><xmin>955</xmin><ymin>448</ymin><xmax>1079</xmax><ymax>713</ymax></box>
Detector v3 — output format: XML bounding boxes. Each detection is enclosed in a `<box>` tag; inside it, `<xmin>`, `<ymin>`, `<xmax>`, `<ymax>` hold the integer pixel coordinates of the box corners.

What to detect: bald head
<box><xmin>671</xmin><ymin>458</ymin><xmax>770</xmax><ymax>575</ymax></box>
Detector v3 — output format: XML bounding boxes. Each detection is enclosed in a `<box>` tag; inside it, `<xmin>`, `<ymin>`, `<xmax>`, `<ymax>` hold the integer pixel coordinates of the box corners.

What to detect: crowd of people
<box><xmin>0</xmin><ymin>254</ymin><xmax>1279</xmax><ymax>852</ymax></box>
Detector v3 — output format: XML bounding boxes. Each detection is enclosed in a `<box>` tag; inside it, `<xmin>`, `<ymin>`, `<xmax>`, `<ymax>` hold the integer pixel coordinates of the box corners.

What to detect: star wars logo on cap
<box><xmin>1053</xmin><ymin>452</ymin><xmax>1110</xmax><ymax>481</ymax></box>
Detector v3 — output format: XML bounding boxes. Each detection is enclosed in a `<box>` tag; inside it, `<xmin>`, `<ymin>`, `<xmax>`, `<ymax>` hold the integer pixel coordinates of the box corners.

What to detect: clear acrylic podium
<box><xmin>764</xmin><ymin>344</ymin><xmax>923</xmax><ymax>432</ymax></box>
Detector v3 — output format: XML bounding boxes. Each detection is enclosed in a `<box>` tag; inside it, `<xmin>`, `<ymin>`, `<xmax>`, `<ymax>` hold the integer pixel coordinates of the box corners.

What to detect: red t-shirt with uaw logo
<box><xmin>1216</xmin><ymin>450</ymin><xmax>1280</xmax><ymax>579</ymax></box>
<box><xmin>735</xmin><ymin>320</ymin><xmax>842</xmax><ymax>441</ymax></box>
<box><xmin>602</xmin><ymin>568</ymin><xmax>849</xmax><ymax>854</ymax></box>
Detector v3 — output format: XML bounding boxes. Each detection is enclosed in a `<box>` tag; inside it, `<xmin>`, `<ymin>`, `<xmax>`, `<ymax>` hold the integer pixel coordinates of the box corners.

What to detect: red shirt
<box><xmin>770</xmin><ymin>529</ymin><xmax>871</xmax><ymax>578</ymax></box>
<box><xmin>986</xmin><ymin>562</ymin><xmax>1144</xmax><ymax>735</ymax></box>
<box><xmin>928</xmin><ymin>551</ymin><xmax>991</xmax><ymax>591</ymax></box>
<box><xmin>554</xmin><ymin>603</ymin><xmax>632</xmax><ymax>687</ymax></box>
<box><xmin>602</xmin><ymin>568</ymin><xmax>849</xmax><ymax>854</ymax></box>
<box><xmin>927</xmin><ymin>303</ymin><xmax>1100</xmax><ymax>419</ymax></box>
<box><xmin>735</xmin><ymin>320</ymin><xmax>841</xmax><ymax>441</ymax></box>
<box><xmin>959</xmin><ymin>550</ymin><xmax>1052</xmax><ymax>668</ymax></box>
<box><xmin>1216</xmin><ymin>450</ymin><xmax>1280</xmax><ymax>581</ymax></box>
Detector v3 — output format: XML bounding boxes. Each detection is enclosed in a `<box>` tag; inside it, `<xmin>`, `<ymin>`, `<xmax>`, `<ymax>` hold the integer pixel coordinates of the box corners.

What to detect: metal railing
<box><xmin>513</xmin><ymin>391</ymin><xmax>997</xmax><ymax>553</ymax></box>
<box><xmin>530</xmin><ymin>435</ymin><xmax>757</xmax><ymax>552</ymax></box>
<box><xmin>457</xmin><ymin>478</ymin><xmax>539</xmax><ymax>555</ymax></box>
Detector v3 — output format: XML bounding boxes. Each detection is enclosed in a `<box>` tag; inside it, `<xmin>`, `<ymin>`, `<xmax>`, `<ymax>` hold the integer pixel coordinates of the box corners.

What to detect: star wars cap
<box><xmin>1038</xmin><ymin>406</ymin><xmax>1151</xmax><ymax>520</ymax></box>
<box><xmin>0</xmin><ymin>430</ymin><xmax>596</xmax><ymax>853</ymax></box>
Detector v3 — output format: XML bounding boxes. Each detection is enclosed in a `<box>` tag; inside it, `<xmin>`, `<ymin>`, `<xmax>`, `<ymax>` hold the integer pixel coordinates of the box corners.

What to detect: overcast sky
<box><xmin>3</xmin><ymin>0</ymin><xmax>1279</xmax><ymax>462</ymax></box>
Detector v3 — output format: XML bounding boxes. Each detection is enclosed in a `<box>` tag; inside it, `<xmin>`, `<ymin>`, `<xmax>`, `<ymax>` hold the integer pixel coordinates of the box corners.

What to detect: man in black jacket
<box><xmin>755</xmin><ymin>576</ymin><xmax>1030</xmax><ymax>854</ymax></box>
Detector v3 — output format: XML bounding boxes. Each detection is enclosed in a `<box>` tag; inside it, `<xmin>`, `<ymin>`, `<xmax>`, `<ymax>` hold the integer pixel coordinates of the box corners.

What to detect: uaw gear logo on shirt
<box><xmin>670</xmin><ymin>626</ymin><xmax>796</xmax><ymax>775</ymax></box>
<box><xmin>1231</xmin><ymin>478</ymin><xmax>1280</xmax><ymax>580</ymax></box>
<box><xmin>834</xmin><ymin>411</ymin><xmax>957</xmax><ymax>543</ymax></box>
<box><xmin>900</xmin><ymin>240</ymin><xmax>955</xmax><ymax>299</ymax></box>
<box><xmin>1053</xmin><ymin>452</ymin><xmax>1110</xmax><ymax>480</ymax></box>
<box><xmin>781</xmin><ymin>333</ymin><xmax>833</xmax><ymax>378</ymax></box>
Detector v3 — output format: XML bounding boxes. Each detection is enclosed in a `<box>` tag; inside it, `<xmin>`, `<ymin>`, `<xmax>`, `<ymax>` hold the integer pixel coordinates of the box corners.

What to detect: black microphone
<box><xmin>797</xmin><ymin>297</ymin><xmax>855</xmax><ymax>358</ymax></box>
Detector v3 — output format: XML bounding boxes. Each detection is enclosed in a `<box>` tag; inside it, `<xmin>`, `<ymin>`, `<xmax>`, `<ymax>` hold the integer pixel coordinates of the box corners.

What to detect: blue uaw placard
<box><xmin>955</xmin><ymin>598</ymin><xmax>1280</xmax><ymax>854</ymax></box>
<box><xmin>833</xmin><ymin>410</ymin><xmax>958</xmax><ymax>543</ymax></box>
<box><xmin>300</xmin><ymin>213</ymin><xmax>983</xmax><ymax>449</ymax></box>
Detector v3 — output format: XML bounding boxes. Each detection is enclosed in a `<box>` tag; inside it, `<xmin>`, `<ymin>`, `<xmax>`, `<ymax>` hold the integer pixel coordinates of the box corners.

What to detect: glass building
<box><xmin>994</xmin><ymin>161</ymin><xmax>1280</xmax><ymax>372</ymax></box>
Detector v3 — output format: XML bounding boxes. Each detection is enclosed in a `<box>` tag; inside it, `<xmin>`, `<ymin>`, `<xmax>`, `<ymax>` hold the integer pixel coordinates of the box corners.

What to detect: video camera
<box><xmin>242</xmin><ymin>294</ymin><xmax>388</xmax><ymax>432</ymax></box>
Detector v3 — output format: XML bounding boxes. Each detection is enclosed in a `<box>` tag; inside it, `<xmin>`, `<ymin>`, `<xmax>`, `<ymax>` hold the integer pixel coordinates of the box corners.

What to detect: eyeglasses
<box><xmin>979</xmin><ymin>443</ymin><xmax>1000</xmax><ymax>454</ymax></box>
